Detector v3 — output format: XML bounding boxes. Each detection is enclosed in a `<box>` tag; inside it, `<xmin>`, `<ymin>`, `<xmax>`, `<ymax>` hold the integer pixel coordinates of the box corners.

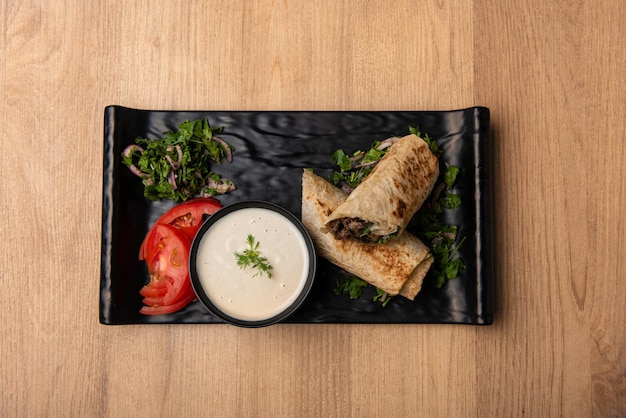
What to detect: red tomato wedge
<box><xmin>139</xmin><ymin>198</ymin><xmax>222</xmax><ymax>260</ymax></box>
<box><xmin>139</xmin><ymin>292</ymin><xmax>196</xmax><ymax>316</ymax></box>
<box><xmin>138</xmin><ymin>198</ymin><xmax>223</xmax><ymax>316</ymax></box>
<box><xmin>139</xmin><ymin>223</ymin><xmax>194</xmax><ymax>315</ymax></box>
<box><xmin>139</xmin><ymin>284</ymin><xmax>167</xmax><ymax>298</ymax></box>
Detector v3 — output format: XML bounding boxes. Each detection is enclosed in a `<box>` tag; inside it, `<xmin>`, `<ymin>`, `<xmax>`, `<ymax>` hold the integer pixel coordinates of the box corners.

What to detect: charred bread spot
<box><xmin>392</xmin><ymin>176</ymin><xmax>403</xmax><ymax>191</ymax></box>
<box><xmin>313</xmin><ymin>198</ymin><xmax>334</xmax><ymax>217</ymax></box>
<box><xmin>393</xmin><ymin>200</ymin><xmax>407</xmax><ymax>218</ymax></box>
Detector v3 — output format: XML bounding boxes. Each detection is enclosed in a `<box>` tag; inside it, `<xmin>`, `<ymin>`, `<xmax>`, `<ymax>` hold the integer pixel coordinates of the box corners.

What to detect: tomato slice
<box><xmin>139</xmin><ymin>198</ymin><xmax>222</xmax><ymax>259</ymax></box>
<box><xmin>162</xmin><ymin>197</ymin><xmax>222</xmax><ymax>240</ymax></box>
<box><xmin>139</xmin><ymin>223</ymin><xmax>194</xmax><ymax>314</ymax></box>
<box><xmin>141</xmin><ymin>276</ymin><xmax>193</xmax><ymax>306</ymax></box>
<box><xmin>139</xmin><ymin>284</ymin><xmax>167</xmax><ymax>298</ymax></box>
<box><xmin>138</xmin><ymin>199</ymin><xmax>221</xmax><ymax>316</ymax></box>
<box><xmin>139</xmin><ymin>292</ymin><xmax>196</xmax><ymax>316</ymax></box>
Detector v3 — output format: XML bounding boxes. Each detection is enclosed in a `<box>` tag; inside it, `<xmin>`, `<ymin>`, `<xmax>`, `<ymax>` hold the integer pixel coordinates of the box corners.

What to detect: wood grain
<box><xmin>474</xmin><ymin>0</ymin><xmax>625</xmax><ymax>416</ymax></box>
<box><xmin>1</xmin><ymin>0</ymin><xmax>624</xmax><ymax>417</ymax></box>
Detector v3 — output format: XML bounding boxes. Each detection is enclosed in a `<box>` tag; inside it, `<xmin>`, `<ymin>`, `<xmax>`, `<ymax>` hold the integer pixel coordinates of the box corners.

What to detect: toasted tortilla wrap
<box><xmin>302</xmin><ymin>170</ymin><xmax>432</xmax><ymax>298</ymax></box>
<box><xmin>324</xmin><ymin>134</ymin><xmax>439</xmax><ymax>244</ymax></box>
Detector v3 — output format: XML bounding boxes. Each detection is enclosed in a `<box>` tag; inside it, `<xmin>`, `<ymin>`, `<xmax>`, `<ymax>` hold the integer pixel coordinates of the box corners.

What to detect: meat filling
<box><xmin>327</xmin><ymin>217</ymin><xmax>397</xmax><ymax>244</ymax></box>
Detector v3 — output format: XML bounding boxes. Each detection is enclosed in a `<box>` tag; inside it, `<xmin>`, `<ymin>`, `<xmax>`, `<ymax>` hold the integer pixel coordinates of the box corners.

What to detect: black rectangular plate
<box><xmin>100</xmin><ymin>106</ymin><xmax>493</xmax><ymax>325</ymax></box>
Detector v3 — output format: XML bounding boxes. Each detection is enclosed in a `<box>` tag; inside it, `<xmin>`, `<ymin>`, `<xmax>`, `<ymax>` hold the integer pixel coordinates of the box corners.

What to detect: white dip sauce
<box><xmin>195</xmin><ymin>207</ymin><xmax>310</xmax><ymax>321</ymax></box>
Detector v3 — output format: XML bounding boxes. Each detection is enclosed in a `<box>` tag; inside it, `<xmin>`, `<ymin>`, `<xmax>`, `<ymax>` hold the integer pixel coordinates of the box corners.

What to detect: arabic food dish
<box><xmin>324</xmin><ymin>134</ymin><xmax>439</xmax><ymax>244</ymax></box>
<box><xmin>301</xmin><ymin>170</ymin><xmax>432</xmax><ymax>299</ymax></box>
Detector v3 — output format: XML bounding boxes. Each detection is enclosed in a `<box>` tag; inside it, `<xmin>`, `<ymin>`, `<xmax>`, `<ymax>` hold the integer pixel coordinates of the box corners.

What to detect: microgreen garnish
<box><xmin>234</xmin><ymin>234</ymin><xmax>273</xmax><ymax>279</ymax></box>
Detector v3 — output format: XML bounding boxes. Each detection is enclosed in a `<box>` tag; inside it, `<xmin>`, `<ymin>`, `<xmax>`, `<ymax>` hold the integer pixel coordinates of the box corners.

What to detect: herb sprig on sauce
<box><xmin>234</xmin><ymin>234</ymin><xmax>273</xmax><ymax>279</ymax></box>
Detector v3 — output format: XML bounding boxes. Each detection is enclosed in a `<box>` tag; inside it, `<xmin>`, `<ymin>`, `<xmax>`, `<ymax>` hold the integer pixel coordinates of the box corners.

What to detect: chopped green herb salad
<box><xmin>122</xmin><ymin>118</ymin><xmax>235</xmax><ymax>202</ymax></box>
<box><xmin>331</xmin><ymin>127</ymin><xmax>467</xmax><ymax>305</ymax></box>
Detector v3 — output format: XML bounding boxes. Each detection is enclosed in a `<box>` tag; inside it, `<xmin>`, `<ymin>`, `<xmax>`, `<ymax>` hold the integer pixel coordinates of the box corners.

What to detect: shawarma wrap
<box><xmin>302</xmin><ymin>170</ymin><xmax>432</xmax><ymax>299</ymax></box>
<box><xmin>324</xmin><ymin>134</ymin><xmax>439</xmax><ymax>244</ymax></box>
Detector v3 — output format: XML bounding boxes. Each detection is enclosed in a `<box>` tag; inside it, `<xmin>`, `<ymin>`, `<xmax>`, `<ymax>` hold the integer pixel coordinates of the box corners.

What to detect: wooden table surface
<box><xmin>1</xmin><ymin>1</ymin><xmax>624</xmax><ymax>417</ymax></box>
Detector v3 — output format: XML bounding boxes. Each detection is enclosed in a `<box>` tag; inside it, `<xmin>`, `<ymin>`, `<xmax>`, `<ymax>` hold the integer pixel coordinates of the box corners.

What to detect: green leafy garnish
<box><xmin>409</xmin><ymin>126</ymin><xmax>441</xmax><ymax>154</ymax></box>
<box><xmin>332</xmin><ymin>149</ymin><xmax>352</xmax><ymax>172</ymax></box>
<box><xmin>234</xmin><ymin>234</ymin><xmax>273</xmax><ymax>279</ymax></box>
<box><xmin>444</xmin><ymin>165</ymin><xmax>460</xmax><ymax>187</ymax></box>
<box><xmin>121</xmin><ymin>118</ymin><xmax>235</xmax><ymax>202</ymax></box>
<box><xmin>333</xmin><ymin>275</ymin><xmax>369</xmax><ymax>299</ymax></box>
<box><xmin>373</xmin><ymin>288</ymin><xmax>393</xmax><ymax>307</ymax></box>
<box><xmin>442</xmin><ymin>193</ymin><xmax>462</xmax><ymax>209</ymax></box>
<box><xmin>333</xmin><ymin>276</ymin><xmax>393</xmax><ymax>307</ymax></box>
<box><xmin>329</xmin><ymin>139</ymin><xmax>393</xmax><ymax>190</ymax></box>
<box><xmin>412</xmin><ymin>164</ymin><xmax>466</xmax><ymax>287</ymax></box>
<box><xmin>428</xmin><ymin>234</ymin><xmax>466</xmax><ymax>287</ymax></box>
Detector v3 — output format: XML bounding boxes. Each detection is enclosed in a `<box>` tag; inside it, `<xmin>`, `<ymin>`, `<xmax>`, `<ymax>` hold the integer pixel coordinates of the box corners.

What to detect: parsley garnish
<box><xmin>373</xmin><ymin>288</ymin><xmax>393</xmax><ymax>307</ymax></box>
<box><xmin>234</xmin><ymin>234</ymin><xmax>273</xmax><ymax>279</ymax></box>
<box><xmin>411</xmin><ymin>164</ymin><xmax>466</xmax><ymax>287</ymax></box>
<box><xmin>333</xmin><ymin>275</ymin><xmax>393</xmax><ymax>307</ymax></box>
<box><xmin>409</xmin><ymin>126</ymin><xmax>441</xmax><ymax>154</ymax></box>
<box><xmin>329</xmin><ymin>139</ymin><xmax>395</xmax><ymax>190</ymax></box>
<box><xmin>334</xmin><ymin>275</ymin><xmax>369</xmax><ymax>299</ymax></box>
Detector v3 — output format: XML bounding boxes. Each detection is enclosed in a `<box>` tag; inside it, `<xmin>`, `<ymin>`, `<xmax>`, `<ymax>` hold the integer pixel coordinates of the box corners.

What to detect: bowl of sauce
<box><xmin>189</xmin><ymin>201</ymin><xmax>316</xmax><ymax>327</ymax></box>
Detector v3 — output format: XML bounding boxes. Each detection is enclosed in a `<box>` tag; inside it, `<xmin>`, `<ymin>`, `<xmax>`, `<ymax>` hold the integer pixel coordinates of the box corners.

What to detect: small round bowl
<box><xmin>189</xmin><ymin>201</ymin><xmax>316</xmax><ymax>327</ymax></box>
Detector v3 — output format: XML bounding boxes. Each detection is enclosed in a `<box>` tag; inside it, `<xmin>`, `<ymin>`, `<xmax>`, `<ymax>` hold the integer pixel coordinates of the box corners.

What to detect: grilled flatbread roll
<box><xmin>324</xmin><ymin>134</ymin><xmax>439</xmax><ymax>244</ymax></box>
<box><xmin>302</xmin><ymin>170</ymin><xmax>432</xmax><ymax>299</ymax></box>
